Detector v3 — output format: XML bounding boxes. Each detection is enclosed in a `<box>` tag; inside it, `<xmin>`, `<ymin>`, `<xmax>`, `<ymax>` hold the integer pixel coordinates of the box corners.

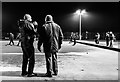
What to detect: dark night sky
<box><xmin>2</xmin><ymin>2</ymin><xmax>119</xmax><ymax>33</ymax></box>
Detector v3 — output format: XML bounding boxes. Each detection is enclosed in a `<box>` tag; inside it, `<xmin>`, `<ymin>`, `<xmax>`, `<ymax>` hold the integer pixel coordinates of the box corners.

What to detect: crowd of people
<box><xmin>68</xmin><ymin>31</ymin><xmax>115</xmax><ymax>47</ymax></box>
<box><xmin>6</xmin><ymin>29</ymin><xmax>116</xmax><ymax>48</ymax></box>
<box><xmin>105</xmin><ymin>31</ymin><xmax>115</xmax><ymax>47</ymax></box>
<box><xmin>69</xmin><ymin>32</ymin><xmax>79</xmax><ymax>46</ymax></box>
<box><xmin>94</xmin><ymin>31</ymin><xmax>115</xmax><ymax>47</ymax></box>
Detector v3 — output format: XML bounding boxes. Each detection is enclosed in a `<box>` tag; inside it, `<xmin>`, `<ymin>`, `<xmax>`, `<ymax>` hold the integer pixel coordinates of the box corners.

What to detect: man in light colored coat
<box><xmin>38</xmin><ymin>15</ymin><xmax>63</xmax><ymax>77</ymax></box>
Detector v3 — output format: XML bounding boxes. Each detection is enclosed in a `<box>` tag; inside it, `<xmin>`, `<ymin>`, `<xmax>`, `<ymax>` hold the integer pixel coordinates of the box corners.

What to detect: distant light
<box><xmin>75</xmin><ymin>9</ymin><xmax>81</xmax><ymax>15</ymax></box>
<box><xmin>81</xmin><ymin>9</ymin><xmax>86</xmax><ymax>15</ymax></box>
<box><xmin>74</xmin><ymin>9</ymin><xmax>86</xmax><ymax>15</ymax></box>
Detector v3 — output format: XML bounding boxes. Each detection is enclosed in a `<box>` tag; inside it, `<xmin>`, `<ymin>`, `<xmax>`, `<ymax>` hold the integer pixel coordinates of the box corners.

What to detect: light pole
<box><xmin>75</xmin><ymin>9</ymin><xmax>86</xmax><ymax>40</ymax></box>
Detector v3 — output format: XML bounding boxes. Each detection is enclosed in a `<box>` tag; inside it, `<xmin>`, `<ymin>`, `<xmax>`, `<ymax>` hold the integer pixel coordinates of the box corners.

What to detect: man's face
<box><xmin>28</xmin><ymin>17</ymin><xmax>32</xmax><ymax>21</ymax></box>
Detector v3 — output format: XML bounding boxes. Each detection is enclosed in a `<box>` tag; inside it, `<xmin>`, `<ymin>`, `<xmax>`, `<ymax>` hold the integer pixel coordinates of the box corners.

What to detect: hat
<box><xmin>24</xmin><ymin>14</ymin><xmax>32</xmax><ymax>21</ymax></box>
<box><xmin>33</xmin><ymin>21</ymin><xmax>38</xmax><ymax>26</ymax></box>
<box><xmin>45</xmin><ymin>15</ymin><xmax>53</xmax><ymax>22</ymax></box>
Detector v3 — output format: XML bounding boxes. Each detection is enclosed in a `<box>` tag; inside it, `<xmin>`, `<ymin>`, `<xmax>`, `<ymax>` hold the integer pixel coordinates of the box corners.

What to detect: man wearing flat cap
<box><xmin>18</xmin><ymin>14</ymin><xmax>37</xmax><ymax>77</ymax></box>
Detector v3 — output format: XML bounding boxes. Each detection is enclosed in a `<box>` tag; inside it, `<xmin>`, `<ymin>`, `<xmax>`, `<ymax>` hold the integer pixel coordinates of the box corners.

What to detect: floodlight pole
<box><xmin>79</xmin><ymin>13</ymin><xmax>82</xmax><ymax>40</ymax></box>
<box><xmin>75</xmin><ymin>9</ymin><xmax>86</xmax><ymax>40</ymax></box>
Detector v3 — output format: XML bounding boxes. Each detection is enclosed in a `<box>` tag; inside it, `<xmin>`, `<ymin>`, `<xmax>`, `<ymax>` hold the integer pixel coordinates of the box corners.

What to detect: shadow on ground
<box><xmin>1</xmin><ymin>71</ymin><xmax>49</xmax><ymax>77</ymax></box>
<box><xmin>1</xmin><ymin>71</ymin><xmax>21</xmax><ymax>77</ymax></box>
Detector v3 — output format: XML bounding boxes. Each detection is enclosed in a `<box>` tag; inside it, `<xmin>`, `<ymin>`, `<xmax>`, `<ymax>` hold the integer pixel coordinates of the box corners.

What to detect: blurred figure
<box><xmin>105</xmin><ymin>32</ymin><xmax>110</xmax><ymax>47</ymax></box>
<box><xmin>16</xmin><ymin>33</ymin><xmax>21</xmax><ymax>46</ymax></box>
<box><xmin>109</xmin><ymin>31</ymin><xmax>115</xmax><ymax>47</ymax></box>
<box><xmin>85</xmin><ymin>31</ymin><xmax>88</xmax><ymax>40</ymax></box>
<box><xmin>38</xmin><ymin>15</ymin><xmax>63</xmax><ymax>77</ymax></box>
<box><xmin>72</xmin><ymin>33</ymin><xmax>77</xmax><ymax>46</ymax></box>
<box><xmin>18</xmin><ymin>14</ymin><xmax>37</xmax><ymax>77</ymax></box>
<box><xmin>69</xmin><ymin>32</ymin><xmax>74</xmax><ymax>43</ymax></box>
<box><xmin>8</xmin><ymin>32</ymin><xmax>14</xmax><ymax>46</ymax></box>
<box><xmin>94</xmin><ymin>32</ymin><xmax>100</xmax><ymax>44</ymax></box>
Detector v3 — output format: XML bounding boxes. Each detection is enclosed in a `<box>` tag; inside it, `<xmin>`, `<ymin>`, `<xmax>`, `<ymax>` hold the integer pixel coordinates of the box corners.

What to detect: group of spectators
<box><xmin>69</xmin><ymin>32</ymin><xmax>79</xmax><ymax>46</ymax></box>
<box><xmin>69</xmin><ymin>31</ymin><xmax>115</xmax><ymax>47</ymax></box>
<box><xmin>6</xmin><ymin>30</ymin><xmax>116</xmax><ymax>48</ymax></box>
<box><xmin>94</xmin><ymin>31</ymin><xmax>115</xmax><ymax>47</ymax></box>
<box><xmin>105</xmin><ymin>31</ymin><xmax>115</xmax><ymax>47</ymax></box>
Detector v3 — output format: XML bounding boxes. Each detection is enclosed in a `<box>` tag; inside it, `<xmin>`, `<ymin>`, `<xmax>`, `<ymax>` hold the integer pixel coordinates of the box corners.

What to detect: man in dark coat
<box><xmin>8</xmin><ymin>32</ymin><xmax>14</xmax><ymax>45</ymax></box>
<box><xmin>94</xmin><ymin>32</ymin><xmax>100</xmax><ymax>44</ymax></box>
<box><xmin>18</xmin><ymin>14</ymin><xmax>37</xmax><ymax>77</ymax></box>
<box><xmin>109</xmin><ymin>31</ymin><xmax>115</xmax><ymax>47</ymax></box>
<box><xmin>105</xmin><ymin>32</ymin><xmax>110</xmax><ymax>46</ymax></box>
<box><xmin>37</xmin><ymin>15</ymin><xmax>63</xmax><ymax>77</ymax></box>
<box><xmin>16</xmin><ymin>33</ymin><xmax>21</xmax><ymax>46</ymax></box>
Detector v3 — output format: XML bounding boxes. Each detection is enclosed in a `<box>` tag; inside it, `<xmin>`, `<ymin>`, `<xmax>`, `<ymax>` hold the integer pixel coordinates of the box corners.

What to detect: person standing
<box><xmin>69</xmin><ymin>32</ymin><xmax>74</xmax><ymax>43</ymax></box>
<box><xmin>8</xmin><ymin>32</ymin><xmax>14</xmax><ymax>46</ymax></box>
<box><xmin>94</xmin><ymin>32</ymin><xmax>100</xmax><ymax>44</ymax></box>
<box><xmin>85</xmin><ymin>31</ymin><xmax>88</xmax><ymax>40</ymax></box>
<box><xmin>105</xmin><ymin>32</ymin><xmax>110</xmax><ymax>46</ymax></box>
<box><xmin>37</xmin><ymin>15</ymin><xmax>63</xmax><ymax>77</ymax></box>
<box><xmin>16</xmin><ymin>33</ymin><xmax>21</xmax><ymax>46</ymax></box>
<box><xmin>18</xmin><ymin>14</ymin><xmax>37</xmax><ymax>77</ymax></box>
<box><xmin>109</xmin><ymin>31</ymin><xmax>115</xmax><ymax>47</ymax></box>
<box><xmin>72</xmin><ymin>33</ymin><xmax>77</xmax><ymax>46</ymax></box>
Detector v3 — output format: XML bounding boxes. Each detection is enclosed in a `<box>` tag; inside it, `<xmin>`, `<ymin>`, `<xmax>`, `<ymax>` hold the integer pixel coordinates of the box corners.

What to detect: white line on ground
<box><xmin>1</xmin><ymin>52</ymin><xmax>87</xmax><ymax>56</ymax></box>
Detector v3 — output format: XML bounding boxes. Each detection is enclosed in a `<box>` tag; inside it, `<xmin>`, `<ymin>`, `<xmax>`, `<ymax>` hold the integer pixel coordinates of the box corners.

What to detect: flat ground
<box><xmin>0</xmin><ymin>40</ymin><xmax>118</xmax><ymax>81</ymax></box>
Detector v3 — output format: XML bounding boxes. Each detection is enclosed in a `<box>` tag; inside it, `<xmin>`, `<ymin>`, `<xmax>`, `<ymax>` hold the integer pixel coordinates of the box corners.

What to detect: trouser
<box><xmin>69</xmin><ymin>37</ymin><xmax>72</xmax><ymax>43</ymax></box>
<box><xmin>45</xmin><ymin>52</ymin><xmax>58</xmax><ymax>75</ymax></box>
<box><xmin>109</xmin><ymin>40</ymin><xmax>113</xmax><ymax>47</ymax></box>
<box><xmin>21</xmin><ymin>38</ymin><xmax>35</xmax><ymax>74</ymax></box>
<box><xmin>73</xmin><ymin>38</ymin><xmax>76</xmax><ymax>45</ymax></box>
<box><xmin>106</xmin><ymin>40</ymin><xmax>109</xmax><ymax>46</ymax></box>
<box><xmin>9</xmin><ymin>39</ymin><xmax>14</xmax><ymax>45</ymax></box>
<box><xmin>17</xmin><ymin>39</ymin><xmax>21</xmax><ymax>46</ymax></box>
<box><xmin>95</xmin><ymin>39</ymin><xmax>99</xmax><ymax>44</ymax></box>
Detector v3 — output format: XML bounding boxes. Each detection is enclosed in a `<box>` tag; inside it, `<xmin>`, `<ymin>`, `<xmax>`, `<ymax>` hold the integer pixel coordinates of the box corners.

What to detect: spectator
<box><xmin>105</xmin><ymin>32</ymin><xmax>110</xmax><ymax>47</ymax></box>
<box><xmin>8</xmin><ymin>32</ymin><xmax>14</xmax><ymax>46</ymax></box>
<box><xmin>69</xmin><ymin>32</ymin><xmax>74</xmax><ymax>43</ymax></box>
<box><xmin>94</xmin><ymin>32</ymin><xmax>100</xmax><ymax>44</ymax></box>
<box><xmin>16</xmin><ymin>33</ymin><xmax>21</xmax><ymax>46</ymax></box>
<box><xmin>109</xmin><ymin>31</ymin><xmax>115</xmax><ymax>47</ymax></box>
<box><xmin>37</xmin><ymin>15</ymin><xmax>63</xmax><ymax>77</ymax></box>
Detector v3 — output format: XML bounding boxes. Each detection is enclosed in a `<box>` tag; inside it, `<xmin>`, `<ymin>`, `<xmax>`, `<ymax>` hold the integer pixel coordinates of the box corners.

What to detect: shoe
<box><xmin>53</xmin><ymin>73</ymin><xmax>57</xmax><ymax>76</ymax></box>
<box><xmin>52</xmin><ymin>72</ymin><xmax>58</xmax><ymax>76</ymax></box>
<box><xmin>45</xmin><ymin>73</ymin><xmax>52</xmax><ymax>77</ymax></box>
<box><xmin>27</xmin><ymin>73</ymin><xmax>37</xmax><ymax>77</ymax></box>
<box><xmin>21</xmin><ymin>72</ymin><xmax>28</xmax><ymax>76</ymax></box>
